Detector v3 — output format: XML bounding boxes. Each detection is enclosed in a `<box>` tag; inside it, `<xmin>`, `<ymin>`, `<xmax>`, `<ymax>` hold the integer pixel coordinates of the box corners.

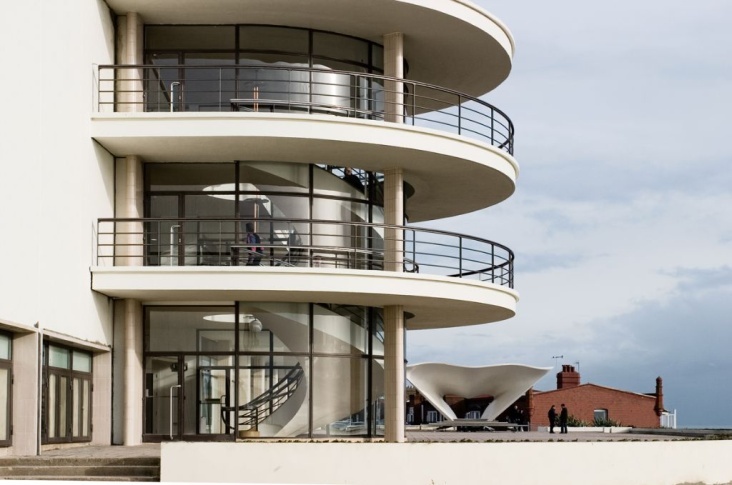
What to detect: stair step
<box><xmin>2</xmin><ymin>465</ymin><xmax>159</xmax><ymax>477</ymax></box>
<box><xmin>0</xmin><ymin>457</ymin><xmax>159</xmax><ymax>467</ymax></box>
<box><xmin>3</xmin><ymin>476</ymin><xmax>159</xmax><ymax>482</ymax></box>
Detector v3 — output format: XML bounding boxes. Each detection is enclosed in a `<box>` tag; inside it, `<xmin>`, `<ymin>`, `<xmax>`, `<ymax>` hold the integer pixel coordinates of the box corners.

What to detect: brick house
<box><xmin>528</xmin><ymin>365</ymin><xmax>665</xmax><ymax>430</ymax></box>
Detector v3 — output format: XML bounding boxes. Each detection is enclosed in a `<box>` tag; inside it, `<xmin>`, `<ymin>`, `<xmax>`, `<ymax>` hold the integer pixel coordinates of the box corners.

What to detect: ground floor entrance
<box><xmin>144</xmin><ymin>354</ymin><xmax>237</xmax><ymax>441</ymax></box>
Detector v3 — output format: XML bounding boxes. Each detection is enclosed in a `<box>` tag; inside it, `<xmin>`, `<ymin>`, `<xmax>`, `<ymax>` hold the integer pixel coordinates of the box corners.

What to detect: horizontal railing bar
<box><xmin>96</xmin><ymin>217</ymin><xmax>513</xmax><ymax>287</ymax></box>
<box><xmin>97</xmin><ymin>64</ymin><xmax>514</xmax><ymax>154</ymax></box>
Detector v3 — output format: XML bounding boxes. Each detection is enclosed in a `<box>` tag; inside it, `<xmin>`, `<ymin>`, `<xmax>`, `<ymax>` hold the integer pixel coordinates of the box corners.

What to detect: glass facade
<box><xmin>42</xmin><ymin>343</ymin><xmax>92</xmax><ymax>443</ymax></box>
<box><xmin>144</xmin><ymin>161</ymin><xmax>384</xmax><ymax>268</ymax></box>
<box><xmin>0</xmin><ymin>332</ymin><xmax>10</xmax><ymax>446</ymax></box>
<box><xmin>144</xmin><ymin>25</ymin><xmax>386</xmax><ymax>114</ymax></box>
<box><xmin>143</xmin><ymin>303</ymin><xmax>387</xmax><ymax>439</ymax></box>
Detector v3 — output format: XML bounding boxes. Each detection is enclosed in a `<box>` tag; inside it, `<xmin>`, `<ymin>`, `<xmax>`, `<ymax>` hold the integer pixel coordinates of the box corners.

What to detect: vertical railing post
<box><xmin>458</xmin><ymin>236</ymin><xmax>463</xmax><ymax>277</ymax></box>
<box><xmin>457</xmin><ymin>95</ymin><xmax>462</xmax><ymax>136</ymax></box>
<box><xmin>490</xmin><ymin>107</ymin><xmax>495</xmax><ymax>147</ymax></box>
<box><xmin>491</xmin><ymin>245</ymin><xmax>496</xmax><ymax>284</ymax></box>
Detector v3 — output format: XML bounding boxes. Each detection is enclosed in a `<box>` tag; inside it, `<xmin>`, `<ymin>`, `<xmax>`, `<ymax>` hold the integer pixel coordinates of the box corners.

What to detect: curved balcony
<box><xmin>96</xmin><ymin>217</ymin><xmax>514</xmax><ymax>287</ymax></box>
<box><xmin>97</xmin><ymin>65</ymin><xmax>514</xmax><ymax>155</ymax></box>
<box><xmin>105</xmin><ymin>0</ymin><xmax>514</xmax><ymax>96</ymax></box>
<box><xmin>93</xmin><ymin>217</ymin><xmax>517</xmax><ymax>328</ymax></box>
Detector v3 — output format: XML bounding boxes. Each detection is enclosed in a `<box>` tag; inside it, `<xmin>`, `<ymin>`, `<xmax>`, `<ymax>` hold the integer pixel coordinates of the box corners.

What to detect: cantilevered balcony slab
<box><xmin>105</xmin><ymin>0</ymin><xmax>513</xmax><ymax>96</ymax></box>
<box><xmin>91</xmin><ymin>113</ymin><xmax>518</xmax><ymax>222</ymax></box>
<box><xmin>90</xmin><ymin>267</ymin><xmax>518</xmax><ymax>330</ymax></box>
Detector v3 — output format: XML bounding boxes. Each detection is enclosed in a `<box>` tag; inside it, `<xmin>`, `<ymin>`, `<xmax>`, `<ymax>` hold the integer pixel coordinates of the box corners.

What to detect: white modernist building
<box><xmin>0</xmin><ymin>0</ymin><xmax>518</xmax><ymax>454</ymax></box>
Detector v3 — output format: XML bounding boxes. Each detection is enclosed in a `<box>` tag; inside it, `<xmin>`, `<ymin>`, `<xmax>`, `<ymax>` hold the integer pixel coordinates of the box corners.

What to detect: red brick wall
<box><xmin>531</xmin><ymin>384</ymin><xmax>660</xmax><ymax>430</ymax></box>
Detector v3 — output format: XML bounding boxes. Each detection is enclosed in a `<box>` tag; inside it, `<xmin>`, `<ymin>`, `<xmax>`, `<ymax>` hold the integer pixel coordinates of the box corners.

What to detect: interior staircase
<box><xmin>0</xmin><ymin>455</ymin><xmax>160</xmax><ymax>481</ymax></box>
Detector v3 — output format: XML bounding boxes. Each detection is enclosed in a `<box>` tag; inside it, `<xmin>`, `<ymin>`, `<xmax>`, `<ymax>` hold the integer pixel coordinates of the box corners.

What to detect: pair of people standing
<box><xmin>548</xmin><ymin>404</ymin><xmax>568</xmax><ymax>434</ymax></box>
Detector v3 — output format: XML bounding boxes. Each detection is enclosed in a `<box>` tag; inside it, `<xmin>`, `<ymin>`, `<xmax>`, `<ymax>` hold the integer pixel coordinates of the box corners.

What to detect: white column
<box><xmin>91</xmin><ymin>351</ymin><xmax>112</xmax><ymax>445</ymax></box>
<box><xmin>123</xmin><ymin>299</ymin><xmax>143</xmax><ymax>446</ymax></box>
<box><xmin>383</xmin><ymin>306</ymin><xmax>405</xmax><ymax>443</ymax></box>
<box><xmin>116</xmin><ymin>155</ymin><xmax>143</xmax><ymax>266</ymax></box>
<box><xmin>116</xmin><ymin>13</ymin><xmax>144</xmax><ymax>113</ymax></box>
<box><xmin>11</xmin><ymin>332</ymin><xmax>40</xmax><ymax>455</ymax></box>
<box><xmin>116</xmin><ymin>13</ymin><xmax>146</xmax><ymax>447</ymax></box>
<box><xmin>382</xmin><ymin>32</ymin><xmax>407</xmax><ymax>443</ymax></box>
<box><xmin>383</xmin><ymin>33</ymin><xmax>404</xmax><ymax>123</ymax></box>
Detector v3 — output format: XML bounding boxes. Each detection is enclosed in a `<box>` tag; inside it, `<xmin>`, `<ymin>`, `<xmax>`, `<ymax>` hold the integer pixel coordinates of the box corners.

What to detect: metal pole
<box><xmin>170</xmin><ymin>384</ymin><xmax>181</xmax><ymax>439</ymax></box>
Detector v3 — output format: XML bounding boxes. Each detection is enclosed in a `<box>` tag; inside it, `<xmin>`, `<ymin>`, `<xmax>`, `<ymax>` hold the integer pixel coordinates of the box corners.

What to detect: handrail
<box><xmin>96</xmin><ymin>64</ymin><xmax>514</xmax><ymax>154</ymax></box>
<box><xmin>221</xmin><ymin>364</ymin><xmax>304</xmax><ymax>431</ymax></box>
<box><xmin>95</xmin><ymin>217</ymin><xmax>514</xmax><ymax>287</ymax></box>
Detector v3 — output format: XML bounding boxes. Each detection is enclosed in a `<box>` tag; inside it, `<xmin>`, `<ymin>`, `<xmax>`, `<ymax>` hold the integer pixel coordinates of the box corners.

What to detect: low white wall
<box><xmin>162</xmin><ymin>440</ymin><xmax>732</xmax><ymax>485</ymax></box>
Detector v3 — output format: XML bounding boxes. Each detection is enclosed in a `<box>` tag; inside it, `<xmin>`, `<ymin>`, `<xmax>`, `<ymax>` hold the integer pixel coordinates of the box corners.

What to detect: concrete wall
<box><xmin>35</xmin><ymin>0</ymin><xmax>117</xmax><ymax>345</ymax></box>
<box><xmin>162</xmin><ymin>440</ymin><xmax>732</xmax><ymax>485</ymax></box>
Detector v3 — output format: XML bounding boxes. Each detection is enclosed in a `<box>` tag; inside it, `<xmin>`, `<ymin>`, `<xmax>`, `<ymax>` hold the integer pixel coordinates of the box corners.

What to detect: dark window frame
<box><xmin>42</xmin><ymin>342</ymin><xmax>93</xmax><ymax>444</ymax></box>
<box><xmin>0</xmin><ymin>330</ymin><xmax>11</xmax><ymax>447</ymax></box>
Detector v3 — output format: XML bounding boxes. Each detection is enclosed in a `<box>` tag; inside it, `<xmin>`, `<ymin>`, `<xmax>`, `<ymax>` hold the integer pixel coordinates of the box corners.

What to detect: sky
<box><xmin>407</xmin><ymin>0</ymin><xmax>732</xmax><ymax>428</ymax></box>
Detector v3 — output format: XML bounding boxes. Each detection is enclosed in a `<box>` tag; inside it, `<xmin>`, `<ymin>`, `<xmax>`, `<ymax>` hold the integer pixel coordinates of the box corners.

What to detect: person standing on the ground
<box><xmin>548</xmin><ymin>404</ymin><xmax>557</xmax><ymax>433</ymax></box>
<box><xmin>559</xmin><ymin>403</ymin><xmax>569</xmax><ymax>434</ymax></box>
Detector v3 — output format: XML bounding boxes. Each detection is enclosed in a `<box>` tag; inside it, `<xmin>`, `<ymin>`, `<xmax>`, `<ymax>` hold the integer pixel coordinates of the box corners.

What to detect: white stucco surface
<box><xmin>90</xmin><ymin>266</ymin><xmax>519</xmax><ymax>329</ymax></box>
<box><xmin>161</xmin><ymin>440</ymin><xmax>732</xmax><ymax>485</ymax></box>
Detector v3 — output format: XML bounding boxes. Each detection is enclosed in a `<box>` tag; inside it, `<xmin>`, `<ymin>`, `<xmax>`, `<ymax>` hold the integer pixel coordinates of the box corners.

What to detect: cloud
<box><xmin>409</xmin><ymin>0</ymin><xmax>732</xmax><ymax>428</ymax></box>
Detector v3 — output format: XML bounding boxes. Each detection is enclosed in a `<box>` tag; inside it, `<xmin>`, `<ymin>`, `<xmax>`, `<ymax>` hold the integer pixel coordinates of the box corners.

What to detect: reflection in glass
<box><xmin>0</xmin><ymin>333</ymin><xmax>10</xmax><ymax>359</ymax></box>
<box><xmin>72</xmin><ymin>351</ymin><xmax>92</xmax><ymax>372</ymax></box>
<box><xmin>146</xmin><ymin>306</ymin><xmax>235</xmax><ymax>353</ymax></box>
<box><xmin>58</xmin><ymin>376</ymin><xmax>68</xmax><ymax>438</ymax></box>
<box><xmin>312</xmin><ymin>357</ymin><xmax>368</xmax><ymax>437</ymax></box>
<box><xmin>143</xmin><ymin>302</ymin><xmax>389</xmax><ymax>438</ymax></box>
<box><xmin>144</xmin><ymin>356</ymin><xmax>180</xmax><ymax>436</ymax></box>
<box><xmin>49</xmin><ymin>346</ymin><xmax>70</xmax><ymax>369</ymax></box>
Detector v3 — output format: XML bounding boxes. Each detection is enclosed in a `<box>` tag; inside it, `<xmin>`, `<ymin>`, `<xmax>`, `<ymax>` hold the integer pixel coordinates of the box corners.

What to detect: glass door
<box><xmin>198</xmin><ymin>366</ymin><xmax>233</xmax><ymax>435</ymax></box>
<box><xmin>145</xmin><ymin>355</ymin><xmax>236</xmax><ymax>441</ymax></box>
<box><xmin>145</xmin><ymin>356</ymin><xmax>184</xmax><ymax>440</ymax></box>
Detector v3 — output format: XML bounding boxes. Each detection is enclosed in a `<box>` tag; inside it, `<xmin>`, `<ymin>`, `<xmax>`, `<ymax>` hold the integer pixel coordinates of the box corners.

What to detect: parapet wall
<box><xmin>162</xmin><ymin>439</ymin><xmax>732</xmax><ymax>485</ymax></box>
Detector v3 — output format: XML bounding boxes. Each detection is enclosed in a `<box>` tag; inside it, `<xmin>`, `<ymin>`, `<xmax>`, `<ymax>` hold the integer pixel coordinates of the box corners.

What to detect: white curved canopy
<box><xmin>407</xmin><ymin>363</ymin><xmax>551</xmax><ymax>421</ymax></box>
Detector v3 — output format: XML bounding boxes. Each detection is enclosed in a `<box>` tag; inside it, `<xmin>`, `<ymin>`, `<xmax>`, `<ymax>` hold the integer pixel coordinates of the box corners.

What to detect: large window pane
<box><xmin>0</xmin><ymin>367</ymin><xmax>8</xmax><ymax>442</ymax></box>
<box><xmin>0</xmin><ymin>333</ymin><xmax>10</xmax><ymax>359</ymax></box>
<box><xmin>312</xmin><ymin>356</ymin><xmax>368</xmax><ymax>437</ymax></box>
<box><xmin>239</xmin><ymin>26</ymin><xmax>308</xmax><ymax>54</ymax></box>
<box><xmin>238</xmin><ymin>303</ymin><xmax>308</xmax><ymax>353</ymax></box>
<box><xmin>313</xmin><ymin>304</ymin><xmax>368</xmax><ymax>355</ymax></box>
<box><xmin>313</xmin><ymin>32</ymin><xmax>368</xmax><ymax>65</ymax></box>
<box><xmin>48</xmin><ymin>374</ymin><xmax>57</xmax><ymax>439</ymax></box>
<box><xmin>49</xmin><ymin>346</ymin><xmax>70</xmax><ymax>369</ymax></box>
<box><xmin>72</xmin><ymin>377</ymin><xmax>81</xmax><ymax>437</ymax></box>
<box><xmin>183</xmin><ymin>53</ymin><xmax>236</xmax><ymax>112</ymax></box>
<box><xmin>147</xmin><ymin>306</ymin><xmax>235</xmax><ymax>353</ymax></box>
<box><xmin>239</xmin><ymin>161</ymin><xmax>310</xmax><ymax>194</ymax></box>
<box><xmin>236</xmin><ymin>355</ymin><xmax>306</xmax><ymax>435</ymax></box>
<box><xmin>72</xmin><ymin>351</ymin><xmax>92</xmax><ymax>372</ymax></box>
<box><xmin>147</xmin><ymin>26</ymin><xmax>235</xmax><ymax>50</ymax></box>
<box><xmin>82</xmin><ymin>380</ymin><xmax>90</xmax><ymax>437</ymax></box>
<box><xmin>58</xmin><ymin>376</ymin><xmax>68</xmax><ymax>438</ymax></box>
<box><xmin>147</xmin><ymin>163</ymin><xmax>235</xmax><ymax>192</ymax></box>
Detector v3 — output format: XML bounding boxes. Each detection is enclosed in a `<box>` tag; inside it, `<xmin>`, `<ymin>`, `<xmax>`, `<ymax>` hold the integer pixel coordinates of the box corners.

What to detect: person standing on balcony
<box><xmin>342</xmin><ymin>167</ymin><xmax>364</xmax><ymax>192</ymax></box>
<box><xmin>245</xmin><ymin>222</ymin><xmax>264</xmax><ymax>266</ymax></box>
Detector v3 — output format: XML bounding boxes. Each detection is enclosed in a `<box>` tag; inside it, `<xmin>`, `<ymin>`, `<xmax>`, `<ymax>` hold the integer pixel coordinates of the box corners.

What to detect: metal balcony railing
<box><xmin>96</xmin><ymin>64</ymin><xmax>514</xmax><ymax>154</ymax></box>
<box><xmin>96</xmin><ymin>218</ymin><xmax>514</xmax><ymax>287</ymax></box>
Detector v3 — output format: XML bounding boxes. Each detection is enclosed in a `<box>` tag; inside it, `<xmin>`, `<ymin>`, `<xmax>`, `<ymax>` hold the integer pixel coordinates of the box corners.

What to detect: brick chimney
<box><xmin>556</xmin><ymin>364</ymin><xmax>580</xmax><ymax>389</ymax></box>
<box><xmin>654</xmin><ymin>376</ymin><xmax>664</xmax><ymax>416</ymax></box>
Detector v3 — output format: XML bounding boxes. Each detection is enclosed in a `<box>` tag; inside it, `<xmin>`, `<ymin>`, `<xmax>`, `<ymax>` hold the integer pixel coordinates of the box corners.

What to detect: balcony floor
<box><xmin>90</xmin><ymin>266</ymin><xmax>518</xmax><ymax>330</ymax></box>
